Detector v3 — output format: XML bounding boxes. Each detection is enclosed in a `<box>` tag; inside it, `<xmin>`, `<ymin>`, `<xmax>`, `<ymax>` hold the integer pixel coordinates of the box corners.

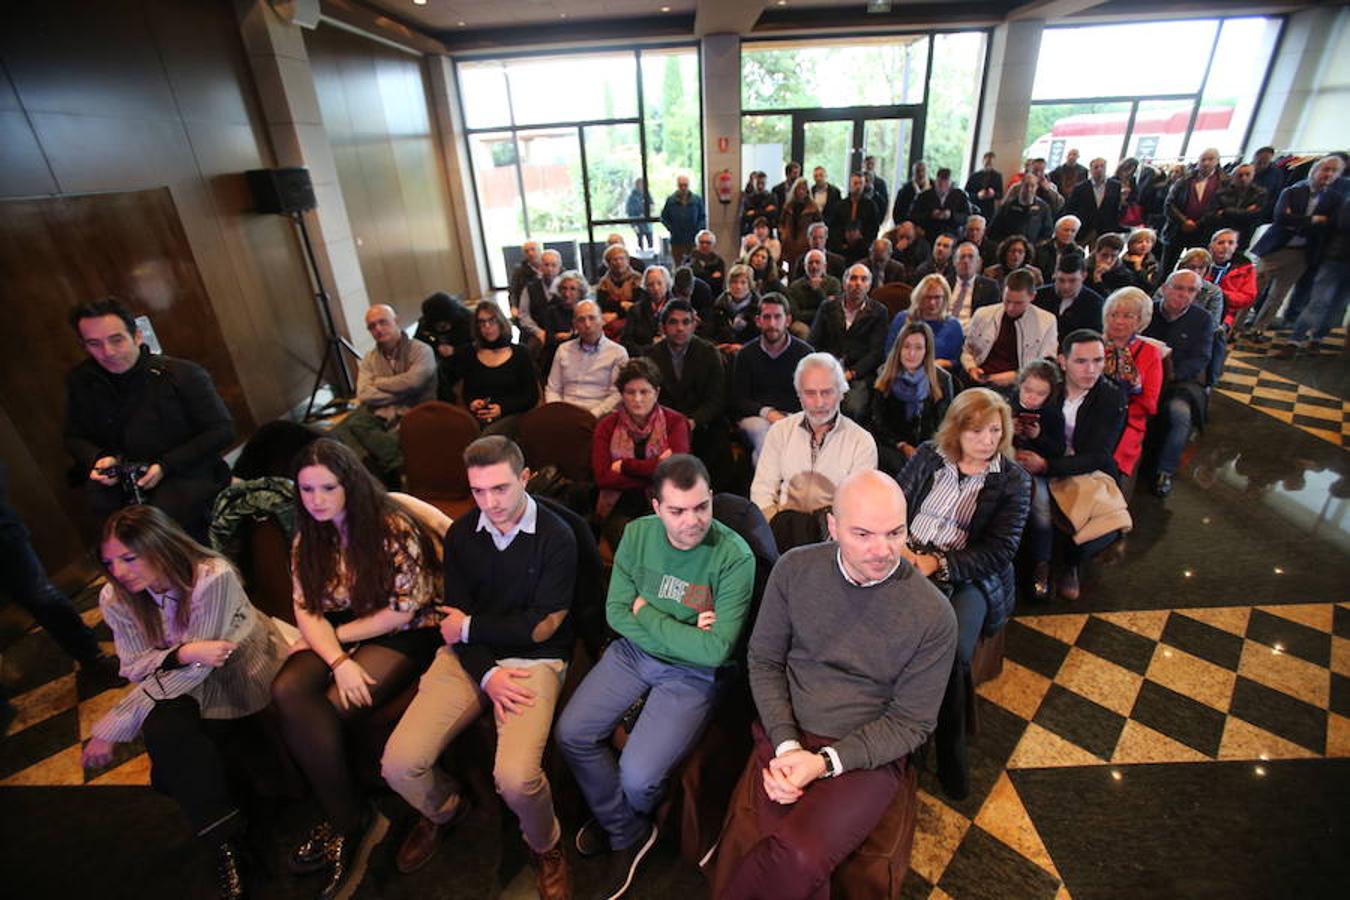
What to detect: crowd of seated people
<box><xmin>33</xmin><ymin>145</ymin><xmax>1345</xmax><ymax>900</ymax></box>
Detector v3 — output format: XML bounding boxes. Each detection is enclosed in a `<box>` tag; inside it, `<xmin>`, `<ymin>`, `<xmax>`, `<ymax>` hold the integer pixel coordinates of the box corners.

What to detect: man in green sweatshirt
<box><xmin>557</xmin><ymin>454</ymin><xmax>754</xmax><ymax>899</ymax></box>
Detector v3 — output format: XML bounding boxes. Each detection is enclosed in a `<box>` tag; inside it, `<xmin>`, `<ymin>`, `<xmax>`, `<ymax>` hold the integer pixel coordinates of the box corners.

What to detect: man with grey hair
<box><xmin>1034</xmin><ymin>214</ymin><xmax>1083</xmax><ymax>278</ymax></box>
<box><xmin>509</xmin><ymin>240</ymin><xmax>544</xmax><ymax>317</ymax></box>
<box><xmin>660</xmin><ymin>174</ymin><xmax>706</xmax><ymax>268</ymax></box>
<box><xmin>751</xmin><ymin>352</ymin><xmax>877</xmax><ymax>550</ymax></box>
<box><xmin>790</xmin><ymin>222</ymin><xmax>846</xmax><ymax>281</ymax></box>
<box><xmin>808</xmin><ymin>264</ymin><xmax>890</xmax><ymax>420</ymax></box>
<box><xmin>336</xmin><ymin>303</ymin><xmax>436</xmax><ymax>482</ymax></box>
<box><xmin>786</xmin><ymin>248</ymin><xmax>841</xmax><ymax>334</ymax></box>
<box><xmin>863</xmin><ymin>237</ymin><xmax>906</xmax><ymax>287</ymax></box>
<box><xmin>962</xmin><ymin>214</ymin><xmax>996</xmax><ymax>268</ymax></box>
<box><xmin>686</xmin><ymin>229</ymin><xmax>726</xmax><ymax>295</ymax></box>
<box><xmin>520</xmin><ymin>248</ymin><xmax>562</xmax><ymax>345</ymax></box>
<box><xmin>1162</xmin><ymin>147</ymin><xmax>1224</xmax><ymax>274</ymax></box>
<box><xmin>544</xmin><ymin>299</ymin><xmax>629</xmax><ymax>417</ymax></box>
<box><xmin>1244</xmin><ymin>154</ymin><xmax>1346</xmax><ymax>341</ymax></box>
<box><xmin>1143</xmin><ymin>268</ymin><xmax>1215</xmax><ymax>498</ymax></box>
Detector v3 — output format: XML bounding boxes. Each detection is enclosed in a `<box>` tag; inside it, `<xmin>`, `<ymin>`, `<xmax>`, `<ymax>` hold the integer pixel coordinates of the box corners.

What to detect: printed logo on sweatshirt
<box><xmin>656</xmin><ymin>573</ymin><xmax>714</xmax><ymax>612</ymax></box>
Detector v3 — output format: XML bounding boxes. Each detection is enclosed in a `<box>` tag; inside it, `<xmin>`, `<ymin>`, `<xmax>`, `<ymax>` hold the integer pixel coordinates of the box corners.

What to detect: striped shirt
<box><xmin>909</xmin><ymin>452</ymin><xmax>1002</xmax><ymax>551</ymax></box>
<box><xmin>92</xmin><ymin>557</ymin><xmax>287</xmax><ymax>743</ymax></box>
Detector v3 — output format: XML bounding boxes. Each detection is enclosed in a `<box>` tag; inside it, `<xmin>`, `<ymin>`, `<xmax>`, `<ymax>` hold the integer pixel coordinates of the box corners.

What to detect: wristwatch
<box><xmin>818</xmin><ymin>750</ymin><xmax>837</xmax><ymax>778</ymax></box>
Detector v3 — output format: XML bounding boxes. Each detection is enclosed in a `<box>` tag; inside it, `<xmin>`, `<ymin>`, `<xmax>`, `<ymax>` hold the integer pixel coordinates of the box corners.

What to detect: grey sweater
<box><xmin>748</xmin><ymin>542</ymin><xmax>957</xmax><ymax>772</ymax></box>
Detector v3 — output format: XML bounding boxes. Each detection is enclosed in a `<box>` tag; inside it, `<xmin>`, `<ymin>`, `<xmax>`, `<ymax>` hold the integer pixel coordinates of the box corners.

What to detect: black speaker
<box><xmin>246</xmin><ymin>167</ymin><xmax>316</xmax><ymax>214</ymax></box>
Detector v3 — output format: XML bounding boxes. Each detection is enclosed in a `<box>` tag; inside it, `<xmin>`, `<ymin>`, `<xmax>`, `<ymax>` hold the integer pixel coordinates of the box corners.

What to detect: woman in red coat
<box><xmin>591</xmin><ymin>356</ymin><xmax>691</xmax><ymax>547</ymax></box>
<box><xmin>1103</xmin><ymin>287</ymin><xmax>1163</xmax><ymax>479</ymax></box>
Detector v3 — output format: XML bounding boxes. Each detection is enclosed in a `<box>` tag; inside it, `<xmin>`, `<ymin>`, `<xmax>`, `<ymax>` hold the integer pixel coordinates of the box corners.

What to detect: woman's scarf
<box><xmin>1105</xmin><ymin>337</ymin><xmax>1143</xmax><ymax>395</ymax></box>
<box><xmin>890</xmin><ymin>368</ymin><xmax>931</xmax><ymax>421</ymax></box>
<box><xmin>596</xmin><ymin>405</ymin><xmax>670</xmax><ymax>520</ymax></box>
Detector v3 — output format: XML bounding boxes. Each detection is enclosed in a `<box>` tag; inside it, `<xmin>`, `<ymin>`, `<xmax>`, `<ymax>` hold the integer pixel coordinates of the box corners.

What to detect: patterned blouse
<box><xmin>291</xmin><ymin>512</ymin><xmax>441</xmax><ymax>630</ymax></box>
<box><xmin>909</xmin><ymin>450</ymin><xmax>1003</xmax><ymax>552</ymax></box>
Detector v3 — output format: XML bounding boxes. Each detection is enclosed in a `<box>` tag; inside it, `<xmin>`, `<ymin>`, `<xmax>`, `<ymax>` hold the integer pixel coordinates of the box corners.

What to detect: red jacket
<box><xmin>591</xmin><ymin>405</ymin><xmax>691</xmax><ymax>492</ymax></box>
<box><xmin>1208</xmin><ymin>255</ymin><xmax>1257</xmax><ymax>326</ymax></box>
<box><xmin>1113</xmin><ymin>338</ymin><xmax>1163</xmax><ymax>478</ymax></box>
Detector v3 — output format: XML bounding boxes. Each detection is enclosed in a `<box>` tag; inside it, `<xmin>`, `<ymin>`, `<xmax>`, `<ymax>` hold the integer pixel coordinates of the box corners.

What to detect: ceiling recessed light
<box><xmin>660</xmin><ymin>5</ymin><xmax>671</xmax><ymax>11</ymax></box>
<box><xmin>776</xmin><ymin>0</ymin><xmax>787</xmax><ymax>5</ymax></box>
<box><xmin>413</xmin><ymin>0</ymin><xmax>427</xmax><ymax>6</ymax></box>
<box><xmin>560</xmin><ymin>12</ymin><xmax>567</xmax><ymax>18</ymax></box>
<box><xmin>457</xmin><ymin>20</ymin><xmax>466</xmax><ymax>26</ymax></box>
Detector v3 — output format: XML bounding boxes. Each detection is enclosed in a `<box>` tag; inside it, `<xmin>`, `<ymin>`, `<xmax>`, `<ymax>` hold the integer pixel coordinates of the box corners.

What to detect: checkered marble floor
<box><xmin>902</xmin><ymin>602</ymin><xmax>1350</xmax><ymax>900</ymax></box>
<box><xmin>1216</xmin><ymin>328</ymin><xmax>1348</xmax><ymax>449</ymax></box>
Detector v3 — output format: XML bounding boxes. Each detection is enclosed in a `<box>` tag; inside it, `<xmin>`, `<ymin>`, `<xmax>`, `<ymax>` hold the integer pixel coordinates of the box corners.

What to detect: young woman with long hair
<box><xmin>271</xmin><ymin>438</ymin><xmax>442</xmax><ymax>900</ymax></box>
<box><xmin>82</xmin><ymin>505</ymin><xmax>287</xmax><ymax>899</ymax></box>
<box><xmin>870</xmin><ymin>320</ymin><xmax>954</xmax><ymax>472</ymax></box>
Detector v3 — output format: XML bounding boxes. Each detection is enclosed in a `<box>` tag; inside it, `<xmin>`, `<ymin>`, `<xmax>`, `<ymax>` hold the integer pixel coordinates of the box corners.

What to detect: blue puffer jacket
<box><xmin>896</xmin><ymin>442</ymin><xmax>1031</xmax><ymax>635</ymax></box>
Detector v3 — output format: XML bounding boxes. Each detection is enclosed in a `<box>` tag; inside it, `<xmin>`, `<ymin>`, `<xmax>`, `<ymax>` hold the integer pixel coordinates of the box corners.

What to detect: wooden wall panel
<box><xmin>0</xmin><ymin>189</ymin><xmax>251</xmax><ymax>546</ymax></box>
<box><xmin>0</xmin><ymin>0</ymin><xmax>322</xmax><ymax>573</ymax></box>
<box><xmin>306</xmin><ymin>23</ymin><xmax>465</xmax><ymax>325</ymax></box>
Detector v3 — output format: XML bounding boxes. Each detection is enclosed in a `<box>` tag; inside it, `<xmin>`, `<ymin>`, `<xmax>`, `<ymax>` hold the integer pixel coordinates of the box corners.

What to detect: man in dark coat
<box><xmin>1066</xmin><ymin>157</ymin><xmax>1122</xmax><ymax>244</ymax></box>
<box><xmin>644</xmin><ymin>300</ymin><xmax>731</xmax><ymax>487</ymax></box>
<box><xmin>965</xmin><ymin>152</ymin><xmax>1004</xmax><ymax>219</ymax></box>
<box><xmin>65</xmin><ymin>297</ymin><xmax>234</xmax><ymax>540</ymax></box>
<box><xmin>1034</xmin><ymin>252</ymin><xmax>1104</xmax><ymax>336</ymax></box>
<box><xmin>991</xmin><ymin>174</ymin><xmax>1052</xmax><ymax>243</ymax></box>
<box><xmin>1161</xmin><ymin>148</ymin><xmax>1225</xmax><ymax>275</ymax></box>
<box><xmin>828</xmin><ymin>173</ymin><xmax>882</xmax><ymax>264</ymax></box>
<box><xmin>911</xmin><ymin>168</ymin><xmax>971</xmax><ymax>240</ymax></box>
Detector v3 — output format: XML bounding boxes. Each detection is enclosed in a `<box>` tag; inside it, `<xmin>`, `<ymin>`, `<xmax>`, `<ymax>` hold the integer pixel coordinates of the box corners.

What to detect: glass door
<box><xmin>791</xmin><ymin>108</ymin><xmax>922</xmax><ymax>215</ymax></box>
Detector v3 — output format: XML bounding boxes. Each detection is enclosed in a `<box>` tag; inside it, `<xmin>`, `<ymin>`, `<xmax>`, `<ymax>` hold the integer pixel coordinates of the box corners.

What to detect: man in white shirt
<box><xmin>544</xmin><ymin>300</ymin><xmax>628</xmax><ymax>417</ymax></box>
<box><xmin>751</xmin><ymin>353</ymin><xmax>877</xmax><ymax>549</ymax></box>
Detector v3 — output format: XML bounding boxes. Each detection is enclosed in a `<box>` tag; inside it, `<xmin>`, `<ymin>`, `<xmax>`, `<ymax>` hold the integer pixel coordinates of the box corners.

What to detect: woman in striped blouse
<box><xmin>271</xmin><ymin>438</ymin><xmax>442</xmax><ymax>900</ymax></box>
<box><xmin>895</xmin><ymin>389</ymin><xmax>1031</xmax><ymax>802</ymax></box>
<box><xmin>81</xmin><ymin>504</ymin><xmax>287</xmax><ymax>899</ymax></box>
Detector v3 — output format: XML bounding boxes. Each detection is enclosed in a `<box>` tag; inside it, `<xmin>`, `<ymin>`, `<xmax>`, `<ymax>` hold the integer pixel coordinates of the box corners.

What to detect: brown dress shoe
<box><xmin>395</xmin><ymin>816</ymin><xmax>442</xmax><ymax>875</ymax></box>
<box><xmin>532</xmin><ymin>844</ymin><xmax>573</xmax><ymax>900</ymax></box>
<box><xmin>1058</xmin><ymin>565</ymin><xmax>1080</xmax><ymax>602</ymax></box>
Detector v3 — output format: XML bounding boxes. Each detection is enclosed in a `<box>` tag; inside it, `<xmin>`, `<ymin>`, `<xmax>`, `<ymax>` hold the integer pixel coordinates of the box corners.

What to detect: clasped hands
<box><xmin>761</xmin><ymin>748</ymin><xmax>827</xmax><ymax>804</ymax></box>
<box><xmin>631</xmin><ymin>596</ymin><xmax>715</xmax><ymax>631</ymax></box>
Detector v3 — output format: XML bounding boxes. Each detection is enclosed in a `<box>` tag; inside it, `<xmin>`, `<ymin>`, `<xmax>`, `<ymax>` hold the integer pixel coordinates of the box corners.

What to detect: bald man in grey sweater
<box><xmin>715</xmin><ymin>471</ymin><xmax>956</xmax><ymax>900</ymax></box>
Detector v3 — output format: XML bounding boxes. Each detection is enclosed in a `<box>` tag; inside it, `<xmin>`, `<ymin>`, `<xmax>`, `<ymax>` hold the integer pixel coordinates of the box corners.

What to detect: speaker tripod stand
<box><xmin>291</xmin><ymin>209</ymin><xmax>361</xmax><ymax>421</ymax></box>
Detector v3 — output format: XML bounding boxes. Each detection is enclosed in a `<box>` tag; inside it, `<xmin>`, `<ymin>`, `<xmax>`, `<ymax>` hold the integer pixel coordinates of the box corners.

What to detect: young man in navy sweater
<box><xmin>381</xmin><ymin>436</ymin><xmax>577</xmax><ymax>899</ymax></box>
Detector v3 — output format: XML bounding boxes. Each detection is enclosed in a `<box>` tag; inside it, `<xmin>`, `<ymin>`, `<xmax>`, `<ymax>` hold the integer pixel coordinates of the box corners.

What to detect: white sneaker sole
<box><xmin>605</xmin><ymin>824</ymin><xmax>659</xmax><ymax>900</ymax></box>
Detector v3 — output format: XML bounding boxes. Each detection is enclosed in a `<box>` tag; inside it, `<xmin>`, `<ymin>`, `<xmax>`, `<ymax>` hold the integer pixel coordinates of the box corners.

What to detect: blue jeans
<box><xmin>1027</xmin><ymin>476</ymin><xmax>1053</xmax><ymax>563</ymax></box>
<box><xmin>1156</xmin><ymin>395</ymin><xmax>1194</xmax><ymax>476</ymax></box>
<box><xmin>1290</xmin><ymin>259</ymin><xmax>1349</xmax><ymax>344</ymax></box>
<box><xmin>556</xmin><ymin>638</ymin><xmax>721</xmax><ymax>849</ymax></box>
<box><xmin>1</xmin><ymin>528</ymin><xmax>101</xmax><ymax>664</ymax></box>
<box><xmin>949</xmin><ymin>582</ymin><xmax>987</xmax><ymax>664</ymax></box>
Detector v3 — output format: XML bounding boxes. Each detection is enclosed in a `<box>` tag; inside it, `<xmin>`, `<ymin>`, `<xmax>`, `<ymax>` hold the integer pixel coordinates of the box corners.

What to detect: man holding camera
<box><xmin>65</xmin><ymin>297</ymin><xmax>234</xmax><ymax>541</ymax></box>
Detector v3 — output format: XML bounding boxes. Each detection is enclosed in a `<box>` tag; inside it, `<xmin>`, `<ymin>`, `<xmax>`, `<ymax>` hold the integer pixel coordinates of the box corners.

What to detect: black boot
<box><xmin>935</xmin><ymin>661</ymin><xmax>970</xmax><ymax>802</ymax></box>
<box><xmin>319</xmin><ymin>806</ymin><xmax>387</xmax><ymax>900</ymax></box>
<box><xmin>217</xmin><ymin>839</ymin><xmax>248</xmax><ymax>900</ymax></box>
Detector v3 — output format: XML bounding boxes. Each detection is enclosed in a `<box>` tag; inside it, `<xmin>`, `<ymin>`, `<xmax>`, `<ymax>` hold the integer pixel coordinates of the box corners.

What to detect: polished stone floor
<box><xmin>2</xmin><ymin>335</ymin><xmax>1346</xmax><ymax>899</ymax></box>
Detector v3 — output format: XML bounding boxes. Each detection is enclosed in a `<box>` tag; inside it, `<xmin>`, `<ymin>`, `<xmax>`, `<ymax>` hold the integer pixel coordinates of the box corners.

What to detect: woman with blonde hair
<box><xmin>82</xmin><ymin>504</ymin><xmax>287</xmax><ymax>898</ymax></box>
<box><xmin>882</xmin><ymin>273</ymin><xmax>964</xmax><ymax>367</ymax></box>
<box><xmin>870</xmin><ymin>320</ymin><xmax>953</xmax><ymax>471</ymax></box>
<box><xmin>896</xmin><ymin>388</ymin><xmax>1030</xmax><ymax>801</ymax></box>
<box><xmin>1102</xmin><ymin>287</ymin><xmax>1163</xmax><ymax>480</ymax></box>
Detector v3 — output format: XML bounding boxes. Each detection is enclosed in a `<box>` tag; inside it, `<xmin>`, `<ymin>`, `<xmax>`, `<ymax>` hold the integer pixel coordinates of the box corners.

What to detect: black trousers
<box><xmin>0</xmin><ymin>526</ymin><xmax>100</xmax><ymax>665</ymax></box>
<box><xmin>87</xmin><ymin>469</ymin><xmax>225</xmax><ymax>545</ymax></box>
<box><xmin>142</xmin><ymin>696</ymin><xmax>261</xmax><ymax>844</ymax></box>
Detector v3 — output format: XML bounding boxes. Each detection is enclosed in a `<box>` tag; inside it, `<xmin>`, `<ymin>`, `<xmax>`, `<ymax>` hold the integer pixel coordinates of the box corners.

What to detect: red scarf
<box><xmin>596</xmin><ymin>405</ymin><xmax>670</xmax><ymax>519</ymax></box>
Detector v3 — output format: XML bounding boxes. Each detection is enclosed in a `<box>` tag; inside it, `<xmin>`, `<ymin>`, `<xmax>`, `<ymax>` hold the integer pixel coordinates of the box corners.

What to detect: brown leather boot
<box><xmin>394</xmin><ymin>816</ymin><xmax>442</xmax><ymax>874</ymax></box>
<box><xmin>395</xmin><ymin>795</ymin><xmax>469</xmax><ymax>875</ymax></box>
<box><xmin>531</xmin><ymin>843</ymin><xmax>572</xmax><ymax>900</ymax></box>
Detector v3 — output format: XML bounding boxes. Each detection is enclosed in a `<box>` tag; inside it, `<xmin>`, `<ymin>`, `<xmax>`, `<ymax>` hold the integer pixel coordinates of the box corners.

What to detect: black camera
<box><xmin>96</xmin><ymin>462</ymin><xmax>151</xmax><ymax>505</ymax></box>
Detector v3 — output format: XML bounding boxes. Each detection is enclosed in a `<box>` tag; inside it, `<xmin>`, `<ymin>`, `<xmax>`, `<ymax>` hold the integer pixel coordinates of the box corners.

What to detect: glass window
<box><xmin>862</xmin><ymin>117</ymin><xmax>911</xmax><ymax>210</ymax></box>
<box><xmin>802</xmin><ymin>120</ymin><xmax>854</xmax><ymax>187</ymax></box>
<box><xmin>467</xmin><ymin>131</ymin><xmax>527</xmax><ymax>287</ymax></box>
<box><xmin>584</xmin><ymin>124</ymin><xmax>643</xmax><ymax>222</ymax></box>
<box><xmin>1024</xmin><ymin>102</ymin><xmax>1133</xmax><ymax>168</ymax></box>
<box><xmin>457</xmin><ymin>61</ymin><xmax>511</xmax><ymax>130</ymax></box>
<box><xmin>742</xmin><ymin>114</ymin><xmax>792</xmax><ymax>184</ymax></box>
<box><xmin>926</xmin><ymin>32</ymin><xmax>987</xmax><ymax>183</ymax></box>
<box><xmin>1128</xmin><ymin>99</ymin><xmax>1202</xmax><ymax>162</ymax></box>
<box><xmin>1033</xmin><ymin>21</ymin><xmax>1217</xmax><ymax>101</ymax></box>
<box><xmin>642</xmin><ymin>48</ymin><xmax>702</xmax><ymax>210</ymax></box>
<box><xmin>742</xmin><ymin>36</ymin><xmax>928</xmax><ymax>110</ymax></box>
<box><xmin>1198</xmin><ymin>17</ymin><xmax>1282</xmax><ymax>157</ymax></box>
<box><xmin>506</xmin><ymin>53</ymin><xmax>638</xmax><ymax>126</ymax></box>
